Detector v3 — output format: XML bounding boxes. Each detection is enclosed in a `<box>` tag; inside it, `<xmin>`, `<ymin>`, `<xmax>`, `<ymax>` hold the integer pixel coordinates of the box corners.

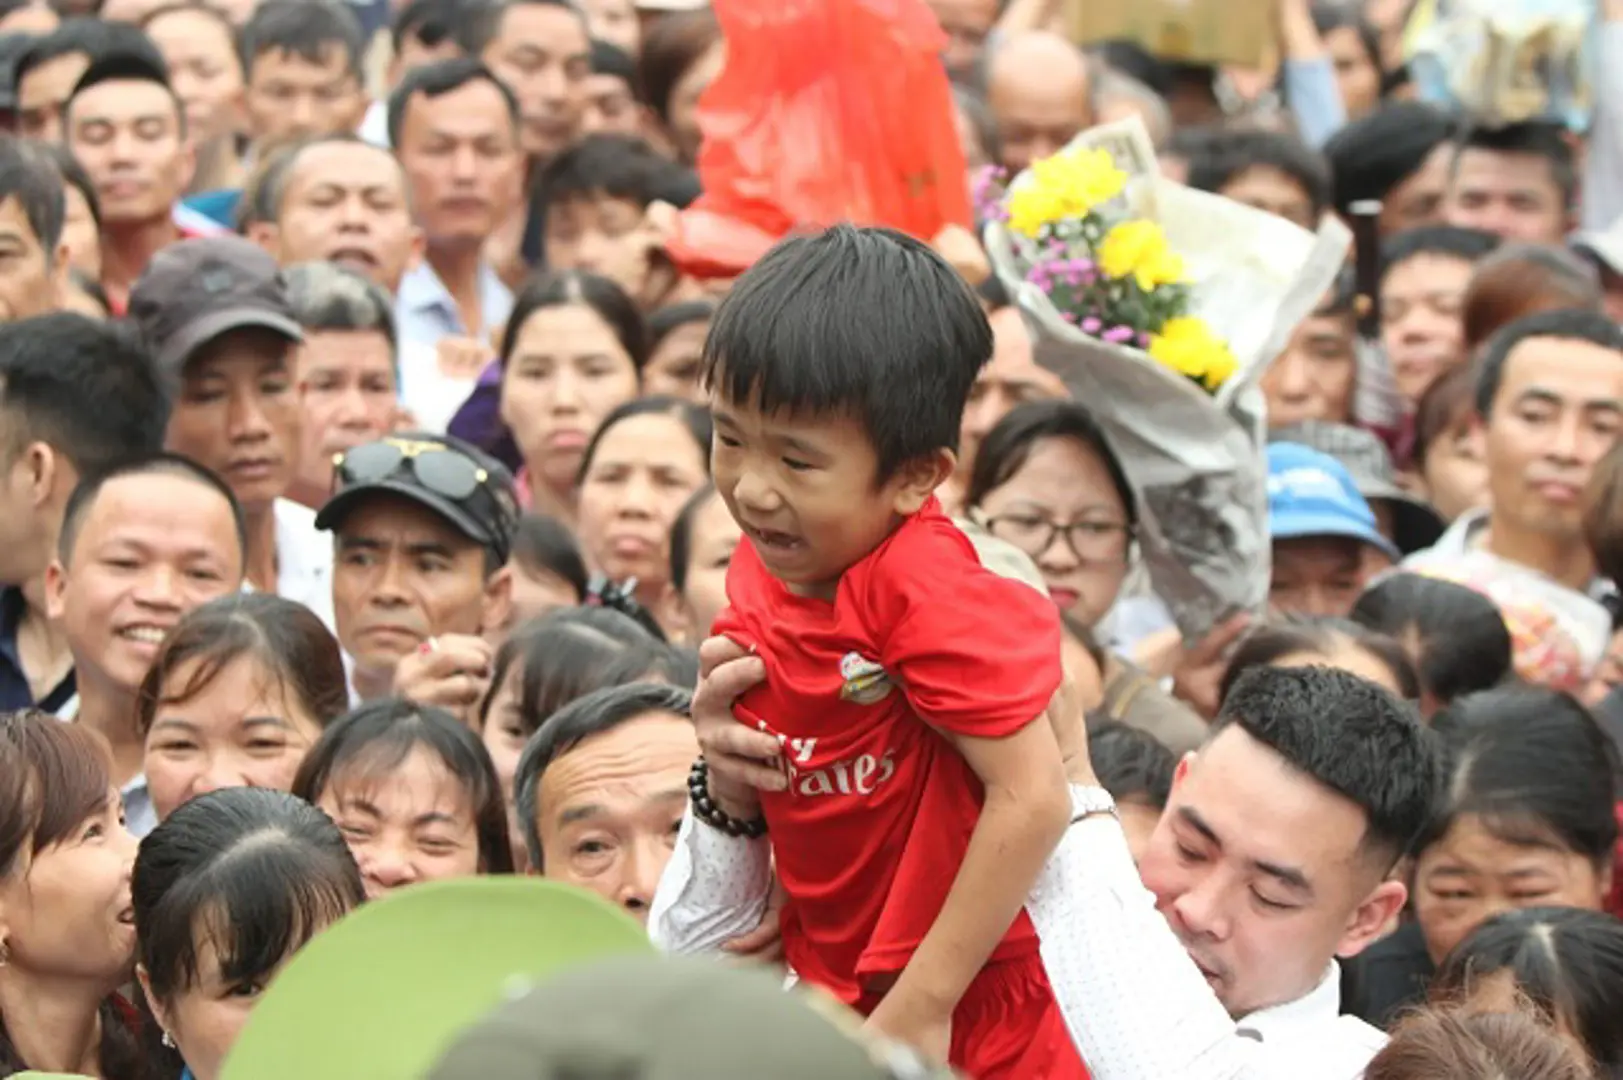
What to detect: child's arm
<box><xmin>865</xmin><ymin>714</ymin><xmax>1072</xmax><ymax>1055</ymax></box>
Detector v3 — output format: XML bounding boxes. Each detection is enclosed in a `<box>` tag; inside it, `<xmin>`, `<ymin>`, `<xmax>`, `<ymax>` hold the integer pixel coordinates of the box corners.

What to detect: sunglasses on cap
<box><xmin>332</xmin><ymin>438</ymin><xmax>493</xmax><ymax>500</ymax></box>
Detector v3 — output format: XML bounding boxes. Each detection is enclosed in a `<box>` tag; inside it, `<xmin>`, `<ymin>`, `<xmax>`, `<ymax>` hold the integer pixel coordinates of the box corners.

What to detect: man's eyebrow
<box><xmin>1176</xmin><ymin>806</ymin><xmax>1220</xmax><ymax>847</ymax></box>
<box><xmin>1251</xmin><ymin>858</ymin><xmax>1313</xmax><ymax>897</ymax></box>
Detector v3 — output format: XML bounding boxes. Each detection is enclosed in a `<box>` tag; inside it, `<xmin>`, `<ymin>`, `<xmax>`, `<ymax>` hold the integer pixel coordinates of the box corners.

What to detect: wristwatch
<box><xmin>1068</xmin><ymin>785</ymin><xmax>1118</xmax><ymax>825</ymax></box>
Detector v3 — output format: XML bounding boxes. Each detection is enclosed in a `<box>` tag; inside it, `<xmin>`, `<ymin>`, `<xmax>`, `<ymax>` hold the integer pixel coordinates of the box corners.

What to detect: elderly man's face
<box><xmin>534</xmin><ymin>712</ymin><xmax>699</xmax><ymax>922</ymax></box>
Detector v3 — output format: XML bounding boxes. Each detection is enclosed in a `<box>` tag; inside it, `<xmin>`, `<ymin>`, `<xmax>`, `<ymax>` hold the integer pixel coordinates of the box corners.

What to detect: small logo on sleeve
<box><xmin>838</xmin><ymin>652</ymin><xmax>894</xmax><ymax>705</ymax></box>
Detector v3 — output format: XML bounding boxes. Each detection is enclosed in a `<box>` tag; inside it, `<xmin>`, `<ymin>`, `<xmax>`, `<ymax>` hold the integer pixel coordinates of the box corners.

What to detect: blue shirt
<box><xmin>393</xmin><ymin>260</ymin><xmax>513</xmax><ymax>352</ymax></box>
<box><xmin>0</xmin><ymin>587</ymin><xmax>75</xmax><ymax>714</ymax></box>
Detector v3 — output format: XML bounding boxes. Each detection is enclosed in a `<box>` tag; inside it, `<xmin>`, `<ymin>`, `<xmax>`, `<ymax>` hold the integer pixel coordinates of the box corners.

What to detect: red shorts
<box><xmin>860</xmin><ymin>954</ymin><xmax>1089</xmax><ymax>1080</ymax></box>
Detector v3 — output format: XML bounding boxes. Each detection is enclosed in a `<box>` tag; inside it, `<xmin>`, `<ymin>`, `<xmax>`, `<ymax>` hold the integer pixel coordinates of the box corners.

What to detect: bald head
<box><xmin>987</xmin><ymin>32</ymin><xmax>1094</xmax><ymax>173</ymax></box>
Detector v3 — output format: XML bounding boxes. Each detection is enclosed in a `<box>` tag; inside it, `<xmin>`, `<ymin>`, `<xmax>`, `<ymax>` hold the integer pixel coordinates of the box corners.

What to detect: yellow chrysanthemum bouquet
<box><xmin>982</xmin><ymin>117</ymin><xmax>1351</xmax><ymax>640</ymax></box>
<box><xmin>977</xmin><ymin>144</ymin><xmax>1239</xmax><ymax>394</ymax></box>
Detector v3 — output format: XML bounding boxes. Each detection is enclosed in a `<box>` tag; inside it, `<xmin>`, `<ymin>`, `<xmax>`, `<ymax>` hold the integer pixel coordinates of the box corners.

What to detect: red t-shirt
<box><xmin>713</xmin><ymin>497</ymin><xmax>1063</xmax><ymax>1004</ymax></box>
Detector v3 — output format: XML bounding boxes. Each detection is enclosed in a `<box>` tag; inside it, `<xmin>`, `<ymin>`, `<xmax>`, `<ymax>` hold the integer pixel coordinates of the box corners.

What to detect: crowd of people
<box><xmin>0</xmin><ymin>0</ymin><xmax>1613</xmax><ymax>1075</ymax></box>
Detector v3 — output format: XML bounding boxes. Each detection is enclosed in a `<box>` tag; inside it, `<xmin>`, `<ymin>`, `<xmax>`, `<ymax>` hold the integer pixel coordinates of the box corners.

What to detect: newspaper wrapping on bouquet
<box><xmin>1404</xmin><ymin>0</ymin><xmax>1594</xmax><ymax>129</ymax></box>
<box><xmin>984</xmin><ymin>118</ymin><xmax>1351</xmax><ymax>641</ymax></box>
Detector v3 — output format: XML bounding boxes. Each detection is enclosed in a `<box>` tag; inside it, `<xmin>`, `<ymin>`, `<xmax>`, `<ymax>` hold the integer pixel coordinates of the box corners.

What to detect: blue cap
<box><xmin>1267</xmin><ymin>443</ymin><xmax>1401</xmax><ymax>561</ymax></box>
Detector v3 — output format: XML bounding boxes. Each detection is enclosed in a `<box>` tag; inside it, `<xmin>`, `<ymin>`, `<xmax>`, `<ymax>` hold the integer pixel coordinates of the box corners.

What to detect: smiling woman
<box><xmin>138</xmin><ymin>593</ymin><xmax>350</xmax><ymax>825</ymax></box>
<box><xmin>0</xmin><ymin>709</ymin><xmax>147</xmax><ymax>1078</ymax></box>
<box><xmin>291</xmin><ymin>699</ymin><xmax>513</xmax><ymax>900</ymax></box>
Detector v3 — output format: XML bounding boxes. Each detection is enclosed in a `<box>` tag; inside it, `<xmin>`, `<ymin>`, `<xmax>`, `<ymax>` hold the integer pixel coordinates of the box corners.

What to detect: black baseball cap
<box><xmin>315</xmin><ymin>433</ymin><xmax>521</xmax><ymax>565</ymax></box>
<box><xmin>127</xmin><ymin>235</ymin><xmax>302</xmax><ymax>376</ymax></box>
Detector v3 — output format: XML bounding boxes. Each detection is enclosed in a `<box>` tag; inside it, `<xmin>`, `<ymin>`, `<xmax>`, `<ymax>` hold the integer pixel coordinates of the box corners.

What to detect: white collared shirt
<box><xmin>650</xmin><ymin>787</ymin><xmax>1386</xmax><ymax>1080</ymax></box>
<box><xmin>268</xmin><ymin>499</ymin><xmax>335</xmax><ymax>633</ymax></box>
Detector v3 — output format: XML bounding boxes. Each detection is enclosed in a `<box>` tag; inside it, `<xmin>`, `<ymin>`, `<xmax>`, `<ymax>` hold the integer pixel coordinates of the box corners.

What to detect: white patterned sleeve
<box><xmin>1028</xmin><ymin>790</ymin><xmax>1258</xmax><ymax>1080</ymax></box>
<box><xmin>649</xmin><ymin>806</ymin><xmax>773</xmax><ymax>953</ymax></box>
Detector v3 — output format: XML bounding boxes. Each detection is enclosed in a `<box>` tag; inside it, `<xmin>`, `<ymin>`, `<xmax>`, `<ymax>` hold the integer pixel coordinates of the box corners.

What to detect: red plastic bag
<box><xmin>665</xmin><ymin>0</ymin><xmax>974</xmax><ymax>280</ymax></box>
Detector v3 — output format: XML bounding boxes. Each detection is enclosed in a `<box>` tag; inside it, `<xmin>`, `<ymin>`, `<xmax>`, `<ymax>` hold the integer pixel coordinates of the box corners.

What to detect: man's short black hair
<box><xmin>1185</xmin><ymin>128</ymin><xmax>1334</xmax><ymax>222</ymax></box>
<box><xmin>453</xmin><ymin>0</ymin><xmax>583</xmax><ymax>57</ymax></box>
<box><xmin>238</xmin><ymin>0</ymin><xmax>365</xmax><ymax>82</ymax></box>
<box><xmin>1213</xmin><ymin>665</ymin><xmax>1441</xmax><ymax>867</ymax></box>
<box><xmin>65</xmin><ymin>53</ymin><xmax>184</xmax><ymax>136</ymax></box>
<box><xmin>514</xmin><ymin>681</ymin><xmax>693</xmax><ymax>871</ymax></box>
<box><xmin>1379</xmin><ymin>223</ymin><xmax>1500</xmax><ymax>284</ymax></box>
<box><xmin>14</xmin><ymin>18</ymin><xmax>166</xmax><ymax>95</ymax></box>
<box><xmin>1089</xmin><ymin>722</ymin><xmax>1176</xmax><ymax>809</ymax></box>
<box><xmin>536</xmin><ymin>133</ymin><xmax>692</xmax><ymax>212</ymax></box>
<box><xmin>391</xmin><ymin>0</ymin><xmax>471</xmax><ymax>55</ymax></box>
<box><xmin>0</xmin><ymin>313</ymin><xmax>168</xmax><ymax>479</ymax></box>
<box><xmin>58</xmin><ymin>452</ymin><xmax>247</xmax><ymax>566</ymax></box>
<box><xmin>385</xmin><ymin>55</ymin><xmax>518</xmax><ymax>149</ymax></box>
<box><xmin>1474</xmin><ymin>309</ymin><xmax>1623</xmax><ymax>419</ymax></box>
<box><xmin>589</xmin><ymin>37</ymin><xmax>639</xmax><ymax>95</ymax></box>
<box><xmin>1453</xmin><ymin>121</ymin><xmax>1578</xmax><ymax>211</ymax></box>
<box><xmin>0</xmin><ymin>136</ymin><xmax>63</xmax><ymax>251</ymax></box>
<box><xmin>701</xmin><ymin>224</ymin><xmax>993</xmax><ymax>484</ymax></box>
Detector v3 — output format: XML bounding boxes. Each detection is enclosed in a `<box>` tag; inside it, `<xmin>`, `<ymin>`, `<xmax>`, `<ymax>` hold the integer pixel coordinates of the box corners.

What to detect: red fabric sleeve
<box><xmin>868</xmin><ymin>524</ymin><xmax>1062</xmax><ymax>739</ymax></box>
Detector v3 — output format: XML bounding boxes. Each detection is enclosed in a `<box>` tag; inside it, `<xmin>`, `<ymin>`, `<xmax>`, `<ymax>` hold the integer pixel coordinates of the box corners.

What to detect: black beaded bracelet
<box><xmin>688</xmin><ymin>758</ymin><xmax>768</xmax><ymax>839</ymax></box>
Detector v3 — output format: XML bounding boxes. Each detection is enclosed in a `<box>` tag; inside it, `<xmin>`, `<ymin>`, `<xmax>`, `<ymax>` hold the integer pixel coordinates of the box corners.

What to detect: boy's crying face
<box><xmin>709</xmin><ymin>391</ymin><xmax>950</xmax><ymax>601</ymax></box>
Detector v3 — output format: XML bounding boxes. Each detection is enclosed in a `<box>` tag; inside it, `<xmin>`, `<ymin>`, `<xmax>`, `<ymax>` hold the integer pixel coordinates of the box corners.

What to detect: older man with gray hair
<box><xmin>283</xmin><ymin>260</ymin><xmax>404</xmax><ymax>509</ymax></box>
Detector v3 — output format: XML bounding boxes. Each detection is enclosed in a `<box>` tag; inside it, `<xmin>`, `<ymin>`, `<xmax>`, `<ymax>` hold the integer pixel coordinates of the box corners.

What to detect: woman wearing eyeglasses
<box><xmin>964</xmin><ymin>400</ymin><xmax>1207</xmax><ymax>753</ymax></box>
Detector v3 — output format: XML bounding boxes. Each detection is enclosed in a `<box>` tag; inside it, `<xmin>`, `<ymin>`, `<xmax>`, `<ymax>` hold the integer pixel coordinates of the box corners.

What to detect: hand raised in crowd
<box><xmin>693</xmin><ymin>635</ymin><xmax>786</xmax><ymax>817</ymax></box>
<box><xmin>393</xmin><ymin>634</ymin><xmax>494</xmax><ymax>729</ymax></box>
<box><xmin>1169</xmin><ymin>612</ymin><xmax>1252</xmax><ymax>720</ymax></box>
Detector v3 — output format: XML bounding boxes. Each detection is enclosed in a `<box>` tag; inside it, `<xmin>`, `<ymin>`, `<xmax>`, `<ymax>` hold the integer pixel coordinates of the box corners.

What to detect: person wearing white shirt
<box><xmin>652</xmin><ymin>651</ymin><xmax>1442</xmax><ymax>1080</ymax></box>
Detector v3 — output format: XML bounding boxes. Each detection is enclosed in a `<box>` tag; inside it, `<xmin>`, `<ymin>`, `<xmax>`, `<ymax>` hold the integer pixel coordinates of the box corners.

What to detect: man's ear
<box><xmin>889</xmin><ymin>449</ymin><xmax>957</xmax><ymax>516</ymax></box>
<box><xmin>480</xmin><ymin>563</ymin><xmax>514</xmax><ymax>637</ymax></box>
<box><xmin>43</xmin><ymin>557</ymin><xmax>68</xmax><ymax>621</ymax></box>
<box><xmin>658</xmin><ymin>581</ymin><xmax>693</xmax><ymax>645</ymax></box>
<box><xmin>1335</xmin><ymin>878</ymin><xmax>1409</xmax><ymax>961</ymax></box>
<box><xmin>247</xmin><ymin>220</ymin><xmax>281</xmax><ymax>259</ymax></box>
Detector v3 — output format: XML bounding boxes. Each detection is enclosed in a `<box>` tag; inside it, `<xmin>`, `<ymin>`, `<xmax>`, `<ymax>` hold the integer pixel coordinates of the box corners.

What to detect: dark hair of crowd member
<box><xmin>132</xmin><ymin>787</ymin><xmax>365</xmax><ymax>1074</ymax></box>
<box><xmin>0</xmin><ymin>313</ymin><xmax>167</xmax><ymax>478</ymax></box>
<box><xmin>1451</xmin><ymin>121</ymin><xmax>1578</xmax><ymax>211</ymax></box>
<box><xmin>64</xmin><ymin>53</ymin><xmax>185</xmax><ymax>138</ymax></box>
<box><xmin>45</xmin><ymin>141</ymin><xmax>98</xmax><ymax>231</ymax></box>
<box><xmin>0</xmin><ymin>137</ymin><xmax>62</xmax><ymax>252</ymax></box>
<box><xmin>1475</xmin><ymin>309</ymin><xmax>1623</xmax><ymax>418</ymax></box>
<box><xmin>500</xmin><ymin>269</ymin><xmax>648</xmax><ymax>375</ymax></box>
<box><xmin>963</xmin><ymin>399</ymin><xmax>1138</xmax><ymax>532</ymax></box>
<box><xmin>0</xmin><ymin>726</ymin><xmax>28</xmax><ymax>884</ymax></box>
<box><xmin>636</xmin><ymin>6</ymin><xmax>718</xmax><ymax>132</ymax></box>
<box><xmin>520</xmin><ymin>133</ymin><xmax>698</xmax><ymax>268</ymax></box>
<box><xmin>385</xmin><ymin>56</ymin><xmax>519</xmax><ymax>149</ymax></box>
<box><xmin>1433</xmin><ymin>907</ymin><xmax>1623</xmax><ymax>1076</ymax></box>
<box><xmin>57</xmin><ymin>452</ymin><xmax>247</xmax><ymax>566</ymax></box>
<box><xmin>1218</xmin><ymin>616</ymin><xmax>1421</xmax><ymax>706</ymax></box>
<box><xmin>1424</xmin><ymin>686</ymin><xmax>1620</xmax><ymax>870</ymax></box>
<box><xmin>135</xmin><ymin>593</ymin><xmax>350</xmax><ymax>738</ymax></box>
<box><xmin>1379</xmin><ymin>224</ymin><xmax>1499</xmax><ymax>285</ymax></box>
<box><xmin>511</xmin><ymin>513</ymin><xmax>589</xmax><ymax>603</ymax></box>
<box><xmin>0</xmin><ymin>710</ymin><xmax>148</xmax><ymax>1079</ymax></box>
<box><xmin>575</xmin><ymin>395</ymin><xmax>712</xmax><ymax>487</ymax></box>
<box><xmin>704</xmin><ymin>225</ymin><xmax>992</xmax><ymax>486</ymax></box>
<box><xmin>514</xmin><ymin>682</ymin><xmax>693</xmax><ymax>872</ymax></box>
<box><xmin>1087</xmin><ymin>722</ymin><xmax>1175</xmax><ymax>811</ymax></box>
<box><xmin>13</xmin><ymin>17</ymin><xmax>167</xmax><ymax>96</ymax></box>
<box><xmin>1364</xmin><ymin>1006</ymin><xmax>1591</xmax><ymax>1080</ymax></box>
<box><xmin>389</xmin><ymin>0</ymin><xmax>468</xmax><ymax>56</ymax></box>
<box><xmin>1460</xmin><ymin>244</ymin><xmax>1601</xmax><ymax>356</ymax></box>
<box><xmin>291</xmin><ymin>699</ymin><xmax>515</xmax><ymax>874</ymax></box>
<box><xmin>667</xmin><ymin>482</ymin><xmax>717</xmax><ymax>597</ymax></box>
<box><xmin>1411</xmin><ymin>365</ymin><xmax>1475</xmax><ymax>473</ymax></box>
<box><xmin>238</xmin><ymin>0</ymin><xmax>365</xmax><ymax>79</ymax></box>
<box><xmin>1214</xmin><ymin>665</ymin><xmax>1440</xmax><ymax>867</ymax></box>
<box><xmin>479</xmin><ymin>607</ymin><xmax>666</xmax><ymax>744</ymax></box>
<box><xmin>1184</xmin><ymin>127</ymin><xmax>1334</xmax><ymax>222</ymax></box>
<box><xmin>1350</xmin><ymin>575</ymin><xmax>1512</xmax><ymax>711</ymax></box>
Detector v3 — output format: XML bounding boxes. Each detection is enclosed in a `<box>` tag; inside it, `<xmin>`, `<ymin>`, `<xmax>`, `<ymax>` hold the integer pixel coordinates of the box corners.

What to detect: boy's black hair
<box><xmin>1475</xmin><ymin>309</ymin><xmax>1623</xmax><ymax>419</ymax></box>
<box><xmin>14</xmin><ymin>18</ymin><xmax>166</xmax><ymax>94</ymax></box>
<box><xmin>701</xmin><ymin>224</ymin><xmax>994</xmax><ymax>484</ymax></box>
<box><xmin>535</xmin><ymin>133</ymin><xmax>683</xmax><ymax>211</ymax></box>
<box><xmin>1185</xmin><ymin>128</ymin><xmax>1334</xmax><ymax>222</ymax></box>
<box><xmin>589</xmin><ymin>37</ymin><xmax>639</xmax><ymax>97</ymax></box>
<box><xmin>385</xmin><ymin>55</ymin><xmax>518</xmax><ymax>148</ymax></box>
<box><xmin>1088</xmin><ymin>722</ymin><xmax>1176</xmax><ymax>809</ymax></box>
<box><xmin>1452</xmin><ymin>121</ymin><xmax>1578</xmax><ymax>211</ymax></box>
<box><xmin>1379</xmin><ymin>223</ymin><xmax>1499</xmax><ymax>284</ymax></box>
<box><xmin>0</xmin><ymin>136</ymin><xmax>63</xmax><ymax>250</ymax></box>
<box><xmin>1214</xmin><ymin>665</ymin><xmax>1441</xmax><ymax>868</ymax></box>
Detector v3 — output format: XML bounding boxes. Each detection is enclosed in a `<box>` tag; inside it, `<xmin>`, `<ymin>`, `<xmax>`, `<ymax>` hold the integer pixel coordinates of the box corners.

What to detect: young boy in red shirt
<box><xmin>701</xmin><ymin>225</ymin><xmax>1086</xmax><ymax>1079</ymax></box>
